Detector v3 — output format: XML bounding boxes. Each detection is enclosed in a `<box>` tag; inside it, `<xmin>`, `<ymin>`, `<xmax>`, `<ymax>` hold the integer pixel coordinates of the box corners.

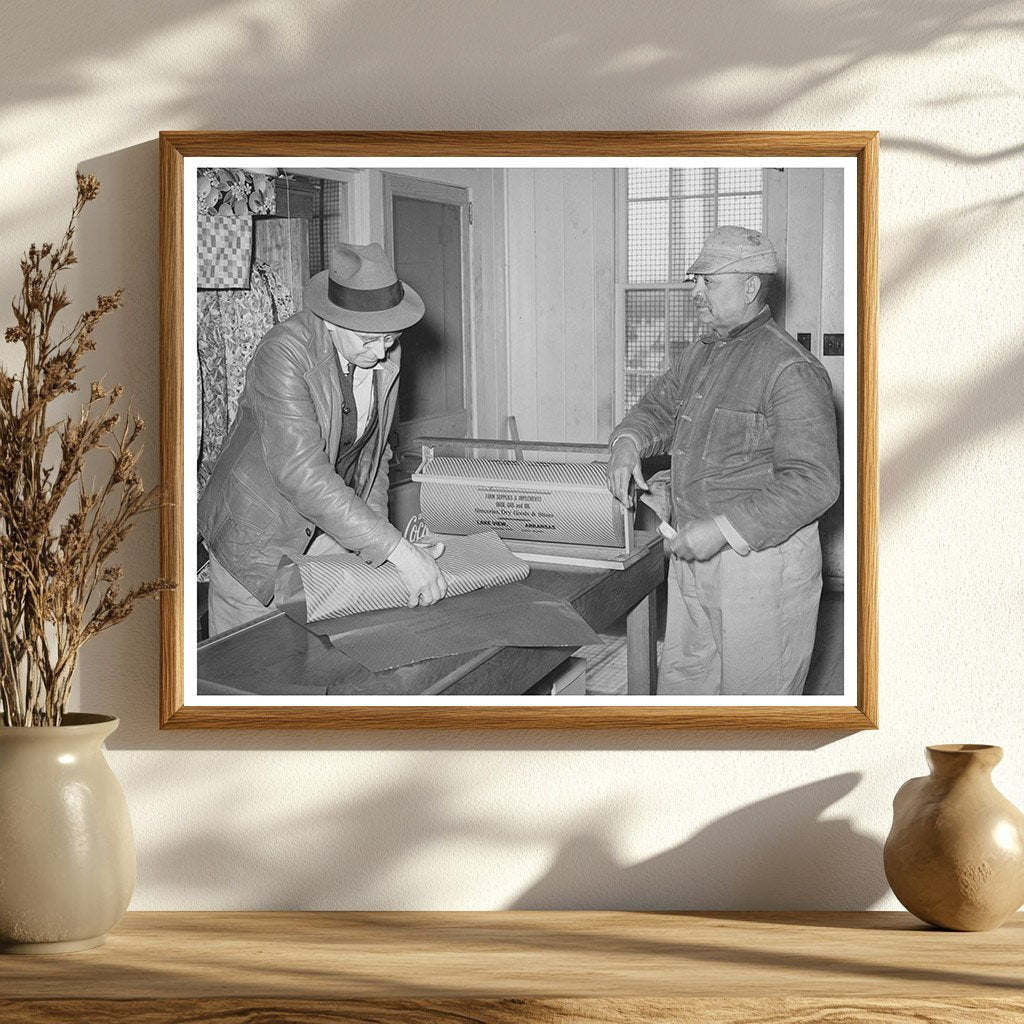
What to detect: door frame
<box><xmin>382</xmin><ymin>173</ymin><xmax>473</xmax><ymax>447</ymax></box>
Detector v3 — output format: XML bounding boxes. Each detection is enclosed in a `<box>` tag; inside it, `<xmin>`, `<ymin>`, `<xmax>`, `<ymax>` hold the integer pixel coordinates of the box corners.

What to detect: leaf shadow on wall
<box><xmin>876</xmin><ymin>167</ymin><xmax>1024</xmax><ymax>509</ymax></box>
<box><xmin>1</xmin><ymin>1</ymin><xmax>1020</xmax><ymax>248</ymax></box>
<box><xmin>881</xmin><ymin>191</ymin><xmax>1023</xmax><ymax>315</ymax></box>
<box><xmin>129</xmin><ymin>763</ymin><xmax>885</xmax><ymax>912</ymax></box>
<box><xmin>2</xmin><ymin>1</ymin><xmax>1017</xmax><ymax>133</ymax></box>
<box><xmin>883</xmin><ymin>336</ymin><xmax>1024</xmax><ymax>510</ymax></box>
<box><xmin>511</xmin><ymin>774</ymin><xmax>886</xmax><ymax>911</ymax></box>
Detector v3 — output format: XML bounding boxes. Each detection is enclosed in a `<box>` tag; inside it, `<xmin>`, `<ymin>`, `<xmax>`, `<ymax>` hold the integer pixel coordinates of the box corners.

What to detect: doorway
<box><xmin>383</xmin><ymin>175</ymin><xmax>471</xmax><ymax>451</ymax></box>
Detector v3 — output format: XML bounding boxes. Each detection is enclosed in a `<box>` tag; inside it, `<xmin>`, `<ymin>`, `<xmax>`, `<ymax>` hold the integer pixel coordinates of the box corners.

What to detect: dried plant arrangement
<box><xmin>0</xmin><ymin>173</ymin><xmax>173</xmax><ymax>726</ymax></box>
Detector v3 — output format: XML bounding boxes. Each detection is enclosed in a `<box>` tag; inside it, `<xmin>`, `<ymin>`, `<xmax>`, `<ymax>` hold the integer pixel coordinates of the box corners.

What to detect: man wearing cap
<box><xmin>606</xmin><ymin>226</ymin><xmax>840</xmax><ymax>696</ymax></box>
<box><xmin>199</xmin><ymin>242</ymin><xmax>447</xmax><ymax>636</ymax></box>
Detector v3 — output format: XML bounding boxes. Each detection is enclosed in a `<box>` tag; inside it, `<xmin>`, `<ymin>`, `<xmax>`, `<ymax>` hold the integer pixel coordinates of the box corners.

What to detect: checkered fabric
<box><xmin>197</xmin><ymin>214</ymin><xmax>254</xmax><ymax>290</ymax></box>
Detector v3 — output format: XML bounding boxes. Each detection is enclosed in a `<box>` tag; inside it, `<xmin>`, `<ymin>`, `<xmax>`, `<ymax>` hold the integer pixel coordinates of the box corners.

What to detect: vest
<box><xmin>307</xmin><ymin>363</ymin><xmax>380</xmax><ymax>552</ymax></box>
<box><xmin>335</xmin><ymin>362</ymin><xmax>379</xmax><ymax>487</ymax></box>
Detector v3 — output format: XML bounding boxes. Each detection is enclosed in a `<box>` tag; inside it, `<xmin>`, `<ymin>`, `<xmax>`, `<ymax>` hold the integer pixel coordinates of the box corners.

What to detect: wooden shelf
<box><xmin>1</xmin><ymin>911</ymin><xmax>1021</xmax><ymax>1022</ymax></box>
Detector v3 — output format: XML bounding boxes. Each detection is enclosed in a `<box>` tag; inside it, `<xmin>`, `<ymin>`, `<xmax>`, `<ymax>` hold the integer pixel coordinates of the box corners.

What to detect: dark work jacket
<box><xmin>198</xmin><ymin>309</ymin><xmax>403</xmax><ymax>604</ymax></box>
<box><xmin>609</xmin><ymin>307</ymin><xmax>841</xmax><ymax>551</ymax></box>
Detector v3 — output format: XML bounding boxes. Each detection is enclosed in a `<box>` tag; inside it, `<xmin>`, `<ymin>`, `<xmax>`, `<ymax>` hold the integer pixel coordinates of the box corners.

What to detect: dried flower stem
<box><xmin>0</xmin><ymin>174</ymin><xmax>174</xmax><ymax>726</ymax></box>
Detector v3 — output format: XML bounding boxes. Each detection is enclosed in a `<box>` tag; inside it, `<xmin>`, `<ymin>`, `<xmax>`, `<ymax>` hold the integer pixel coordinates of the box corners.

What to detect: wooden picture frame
<box><xmin>160</xmin><ymin>131</ymin><xmax>878</xmax><ymax>730</ymax></box>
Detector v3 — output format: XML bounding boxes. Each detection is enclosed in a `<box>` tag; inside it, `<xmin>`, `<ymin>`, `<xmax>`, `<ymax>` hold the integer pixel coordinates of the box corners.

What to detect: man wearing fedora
<box><xmin>199</xmin><ymin>242</ymin><xmax>447</xmax><ymax>636</ymax></box>
<box><xmin>606</xmin><ymin>226</ymin><xmax>841</xmax><ymax>696</ymax></box>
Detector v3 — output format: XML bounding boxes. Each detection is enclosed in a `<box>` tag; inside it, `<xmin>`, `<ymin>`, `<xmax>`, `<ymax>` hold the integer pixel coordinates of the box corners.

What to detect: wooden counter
<box><xmin>190</xmin><ymin>531</ymin><xmax>664</xmax><ymax>711</ymax></box>
<box><xmin>1</xmin><ymin>911</ymin><xmax>1021</xmax><ymax>1022</ymax></box>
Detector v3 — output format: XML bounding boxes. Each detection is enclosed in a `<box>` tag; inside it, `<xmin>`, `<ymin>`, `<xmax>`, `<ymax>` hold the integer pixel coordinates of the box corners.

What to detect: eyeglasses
<box><xmin>354</xmin><ymin>332</ymin><xmax>402</xmax><ymax>347</ymax></box>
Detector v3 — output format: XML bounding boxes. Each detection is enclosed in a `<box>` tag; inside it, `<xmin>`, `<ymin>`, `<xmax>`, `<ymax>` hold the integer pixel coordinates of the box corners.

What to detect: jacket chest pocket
<box><xmin>668</xmin><ymin>401</ymin><xmax>693</xmax><ymax>454</ymax></box>
<box><xmin>701</xmin><ymin>408</ymin><xmax>766</xmax><ymax>468</ymax></box>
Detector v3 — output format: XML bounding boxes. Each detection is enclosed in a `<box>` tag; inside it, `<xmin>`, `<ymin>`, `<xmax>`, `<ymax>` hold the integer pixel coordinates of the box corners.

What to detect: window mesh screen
<box><xmin>309</xmin><ymin>180</ymin><xmax>350</xmax><ymax>276</ymax></box>
<box><xmin>625</xmin><ymin>167</ymin><xmax>764</xmax><ymax>403</ymax></box>
<box><xmin>718</xmin><ymin>167</ymin><xmax>763</xmax><ymax>193</ymax></box>
<box><xmin>317</xmin><ymin>180</ymin><xmax>349</xmax><ymax>273</ymax></box>
<box><xmin>667</xmin><ymin>289</ymin><xmax>699</xmax><ymax>366</ymax></box>
<box><xmin>718</xmin><ymin>193</ymin><xmax>762</xmax><ymax>231</ymax></box>
<box><xmin>627</xmin><ymin>199</ymin><xmax>669</xmax><ymax>281</ymax></box>
<box><xmin>671</xmin><ymin>168</ymin><xmax>716</xmax><ymax>195</ymax></box>
<box><xmin>670</xmin><ymin>197</ymin><xmax>715</xmax><ymax>278</ymax></box>
<box><xmin>624</xmin><ymin>290</ymin><xmax>666</xmax><ymax>409</ymax></box>
<box><xmin>628</xmin><ymin>168</ymin><xmax>669</xmax><ymax>199</ymax></box>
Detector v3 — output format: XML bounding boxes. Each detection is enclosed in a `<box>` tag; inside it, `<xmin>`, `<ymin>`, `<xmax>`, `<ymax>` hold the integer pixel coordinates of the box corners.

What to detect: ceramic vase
<box><xmin>884</xmin><ymin>744</ymin><xmax>1024</xmax><ymax>931</ymax></box>
<box><xmin>0</xmin><ymin>713</ymin><xmax>135</xmax><ymax>953</ymax></box>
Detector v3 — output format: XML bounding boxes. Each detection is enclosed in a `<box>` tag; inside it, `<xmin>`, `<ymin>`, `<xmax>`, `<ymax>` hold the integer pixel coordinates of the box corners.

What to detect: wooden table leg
<box><xmin>625</xmin><ymin>589</ymin><xmax>658</xmax><ymax>695</ymax></box>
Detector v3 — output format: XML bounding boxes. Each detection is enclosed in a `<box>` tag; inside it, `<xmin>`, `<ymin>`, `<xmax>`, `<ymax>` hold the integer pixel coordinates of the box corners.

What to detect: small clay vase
<box><xmin>884</xmin><ymin>744</ymin><xmax>1024</xmax><ymax>930</ymax></box>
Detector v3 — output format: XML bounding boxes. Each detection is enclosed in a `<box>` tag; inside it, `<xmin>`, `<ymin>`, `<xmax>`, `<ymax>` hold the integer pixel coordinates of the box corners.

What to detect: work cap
<box><xmin>687</xmin><ymin>226</ymin><xmax>778</xmax><ymax>275</ymax></box>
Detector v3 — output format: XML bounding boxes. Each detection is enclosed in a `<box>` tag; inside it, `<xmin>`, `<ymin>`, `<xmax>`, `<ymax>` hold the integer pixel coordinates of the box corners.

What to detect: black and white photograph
<box><xmin>161</xmin><ymin>136</ymin><xmax>875</xmax><ymax>728</ymax></box>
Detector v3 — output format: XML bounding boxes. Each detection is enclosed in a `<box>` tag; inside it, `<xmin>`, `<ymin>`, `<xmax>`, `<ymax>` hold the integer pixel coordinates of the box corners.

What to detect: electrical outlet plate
<box><xmin>823</xmin><ymin>333</ymin><xmax>844</xmax><ymax>356</ymax></box>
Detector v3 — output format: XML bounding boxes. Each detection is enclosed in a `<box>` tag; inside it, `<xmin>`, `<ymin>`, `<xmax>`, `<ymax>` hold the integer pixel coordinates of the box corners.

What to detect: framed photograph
<box><xmin>159</xmin><ymin>131</ymin><xmax>877</xmax><ymax>730</ymax></box>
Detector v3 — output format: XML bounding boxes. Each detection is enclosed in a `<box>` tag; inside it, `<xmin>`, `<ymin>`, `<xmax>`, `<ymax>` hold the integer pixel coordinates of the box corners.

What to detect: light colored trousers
<box><xmin>658</xmin><ymin>522</ymin><xmax>822</xmax><ymax>696</ymax></box>
<box><xmin>206</xmin><ymin>533</ymin><xmax>344</xmax><ymax>638</ymax></box>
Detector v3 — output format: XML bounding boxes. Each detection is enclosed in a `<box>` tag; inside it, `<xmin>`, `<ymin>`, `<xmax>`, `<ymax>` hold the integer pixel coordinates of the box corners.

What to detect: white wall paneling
<box><xmin>507</xmin><ymin>168</ymin><xmax>617</xmax><ymax>444</ymax></box>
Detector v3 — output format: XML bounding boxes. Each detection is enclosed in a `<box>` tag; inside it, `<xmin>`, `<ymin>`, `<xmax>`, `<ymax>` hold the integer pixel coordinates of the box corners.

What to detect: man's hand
<box><xmin>605</xmin><ymin>439</ymin><xmax>649</xmax><ymax>508</ymax></box>
<box><xmin>386</xmin><ymin>538</ymin><xmax>447</xmax><ymax>607</ymax></box>
<box><xmin>671</xmin><ymin>517</ymin><xmax>728</xmax><ymax>561</ymax></box>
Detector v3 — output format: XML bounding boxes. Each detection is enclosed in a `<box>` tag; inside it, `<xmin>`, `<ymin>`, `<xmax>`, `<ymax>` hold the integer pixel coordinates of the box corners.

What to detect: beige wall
<box><xmin>1</xmin><ymin>1</ymin><xmax>1020</xmax><ymax>912</ymax></box>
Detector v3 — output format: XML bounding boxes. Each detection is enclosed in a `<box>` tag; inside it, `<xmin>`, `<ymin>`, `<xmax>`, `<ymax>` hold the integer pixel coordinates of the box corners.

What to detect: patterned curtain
<box><xmin>197</xmin><ymin>259</ymin><xmax>296</xmax><ymax>498</ymax></box>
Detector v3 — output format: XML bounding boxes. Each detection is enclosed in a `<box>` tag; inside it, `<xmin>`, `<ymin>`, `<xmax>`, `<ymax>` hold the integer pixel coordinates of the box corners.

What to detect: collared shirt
<box><xmin>609</xmin><ymin>306</ymin><xmax>841</xmax><ymax>552</ymax></box>
<box><xmin>337</xmin><ymin>356</ymin><xmax>375</xmax><ymax>439</ymax></box>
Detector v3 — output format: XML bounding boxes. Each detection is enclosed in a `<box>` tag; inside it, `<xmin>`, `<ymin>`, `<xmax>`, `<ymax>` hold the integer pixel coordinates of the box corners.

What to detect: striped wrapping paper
<box><xmin>275</xmin><ymin>531</ymin><xmax>530</xmax><ymax>623</ymax></box>
<box><xmin>415</xmin><ymin>457</ymin><xmax>624</xmax><ymax>548</ymax></box>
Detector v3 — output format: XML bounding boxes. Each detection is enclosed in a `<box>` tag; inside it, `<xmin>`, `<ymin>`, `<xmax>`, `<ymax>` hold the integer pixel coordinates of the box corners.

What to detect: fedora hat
<box><xmin>303</xmin><ymin>242</ymin><xmax>424</xmax><ymax>332</ymax></box>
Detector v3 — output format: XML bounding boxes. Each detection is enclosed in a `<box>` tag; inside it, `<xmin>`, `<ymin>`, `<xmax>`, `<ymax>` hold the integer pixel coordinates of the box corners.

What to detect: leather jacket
<box><xmin>198</xmin><ymin>309</ymin><xmax>404</xmax><ymax>604</ymax></box>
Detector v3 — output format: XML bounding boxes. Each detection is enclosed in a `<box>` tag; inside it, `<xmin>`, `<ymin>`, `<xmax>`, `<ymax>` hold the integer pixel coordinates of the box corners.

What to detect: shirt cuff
<box><xmin>713</xmin><ymin>514</ymin><xmax>751</xmax><ymax>556</ymax></box>
<box><xmin>609</xmin><ymin>432</ymin><xmax>644</xmax><ymax>455</ymax></box>
<box><xmin>362</xmin><ymin>524</ymin><xmax>405</xmax><ymax>567</ymax></box>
